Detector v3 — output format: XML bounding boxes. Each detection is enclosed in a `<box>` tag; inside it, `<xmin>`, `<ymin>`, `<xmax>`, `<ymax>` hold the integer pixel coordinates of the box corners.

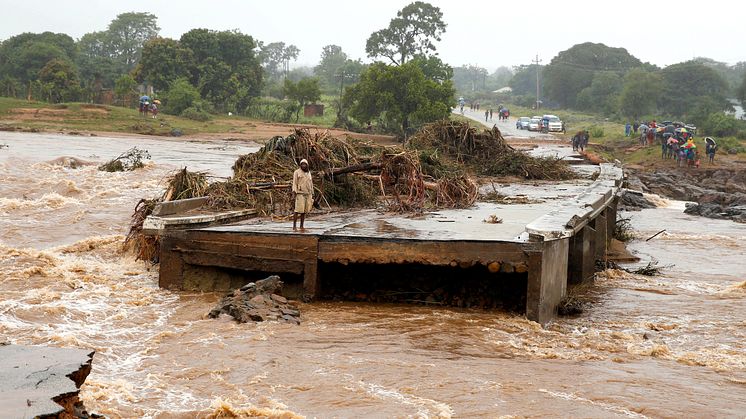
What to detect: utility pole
<box><xmin>533</xmin><ymin>54</ymin><xmax>542</xmax><ymax>110</ymax></box>
<box><xmin>533</xmin><ymin>54</ymin><xmax>542</xmax><ymax>109</ymax></box>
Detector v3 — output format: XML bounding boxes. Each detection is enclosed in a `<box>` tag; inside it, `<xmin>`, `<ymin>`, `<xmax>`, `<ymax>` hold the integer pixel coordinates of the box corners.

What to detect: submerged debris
<box><xmin>613</xmin><ymin>216</ymin><xmax>635</xmax><ymax>242</ymax></box>
<box><xmin>123</xmin><ymin>198</ymin><xmax>160</xmax><ymax>263</ymax></box>
<box><xmin>208</xmin><ymin>275</ymin><xmax>301</xmax><ymax>324</ymax></box>
<box><xmin>596</xmin><ymin>259</ymin><xmax>671</xmax><ymax>276</ymax></box>
<box><xmin>99</xmin><ymin>147</ymin><xmax>151</xmax><ymax>172</ymax></box>
<box><xmin>629</xmin><ymin>260</ymin><xmax>670</xmax><ymax>276</ymax></box>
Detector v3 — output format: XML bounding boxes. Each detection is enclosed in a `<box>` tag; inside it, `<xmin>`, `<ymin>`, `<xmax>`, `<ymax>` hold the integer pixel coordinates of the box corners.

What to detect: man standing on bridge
<box><xmin>292</xmin><ymin>159</ymin><xmax>314</xmax><ymax>231</ymax></box>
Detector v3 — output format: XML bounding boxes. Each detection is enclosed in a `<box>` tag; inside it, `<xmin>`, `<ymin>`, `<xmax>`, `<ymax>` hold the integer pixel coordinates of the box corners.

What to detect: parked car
<box><xmin>516</xmin><ymin>117</ymin><xmax>531</xmax><ymax>130</ymax></box>
<box><xmin>528</xmin><ymin>118</ymin><xmax>541</xmax><ymax>131</ymax></box>
<box><xmin>544</xmin><ymin>115</ymin><xmax>563</xmax><ymax>132</ymax></box>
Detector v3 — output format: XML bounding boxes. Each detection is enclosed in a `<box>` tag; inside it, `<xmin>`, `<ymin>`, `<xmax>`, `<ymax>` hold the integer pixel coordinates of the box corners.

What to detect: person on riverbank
<box><xmin>292</xmin><ymin>159</ymin><xmax>313</xmax><ymax>231</ymax></box>
<box><xmin>485</xmin><ymin>110</ymin><xmax>489</xmax><ymax>122</ymax></box>
<box><xmin>706</xmin><ymin>141</ymin><xmax>717</xmax><ymax>164</ymax></box>
<box><xmin>625</xmin><ymin>123</ymin><xmax>631</xmax><ymax>137</ymax></box>
<box><xmin>489</xmin><ymin>108</ymin><xmax>493</xmax><ymax>120</ymax></box>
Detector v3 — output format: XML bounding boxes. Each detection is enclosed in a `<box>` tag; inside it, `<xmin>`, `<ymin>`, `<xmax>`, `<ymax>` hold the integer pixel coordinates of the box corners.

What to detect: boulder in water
<box><xmin>208</xmin><ymin>275</ymin><xmax>301</xmax><ymax>324</ymax></box>
<box><xmin>619</xmin><ymin>189</ymin><xmax>656</xmax><ymax>211</ymax></box>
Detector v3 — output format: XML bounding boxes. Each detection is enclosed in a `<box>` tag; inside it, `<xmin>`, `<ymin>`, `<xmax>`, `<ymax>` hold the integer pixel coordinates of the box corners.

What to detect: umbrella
<box><xmin>140</xmin><ymin>95</ymin><xmax>150</xmax><ymax>102</ymax></box>
<box><xmin>153</xmin><ymin>99</ymin><xmax>161</xmax><ymax>105</ymax></box>
<box><xmin>705</xmin><ymin>137</ymin><xmax>717</xmax><ymax>146</ymax></box>
<box><xmin>675</xmin><ymin>127</ymin><xmax>688</xmax><ymax>133</ymax></box>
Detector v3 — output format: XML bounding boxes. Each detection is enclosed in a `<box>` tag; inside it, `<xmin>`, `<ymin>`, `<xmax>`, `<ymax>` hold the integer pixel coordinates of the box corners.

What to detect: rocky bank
<box><xmin>627</xmin><ymin>168</ymin><xmax>746</xmax><ymax>222</ymax></box>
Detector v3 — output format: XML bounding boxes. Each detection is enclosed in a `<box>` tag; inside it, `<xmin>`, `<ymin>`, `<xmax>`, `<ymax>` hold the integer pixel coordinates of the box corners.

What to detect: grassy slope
<box><xmin>508</xmin><ymin>104</ymin><xmax>746</xmax><ymax>165</ymax></box>
<box><xmin>0</xmin><ymin>97</ymin><xmax>339</xmax><ymax>137</ymax></box>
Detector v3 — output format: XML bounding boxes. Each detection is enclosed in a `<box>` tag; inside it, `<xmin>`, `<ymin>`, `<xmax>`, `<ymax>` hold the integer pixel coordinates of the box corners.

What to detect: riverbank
<box><xmin>0</xmin><ymin>97</ymin><xmax>396</xmax><ymax>145</ymax></box>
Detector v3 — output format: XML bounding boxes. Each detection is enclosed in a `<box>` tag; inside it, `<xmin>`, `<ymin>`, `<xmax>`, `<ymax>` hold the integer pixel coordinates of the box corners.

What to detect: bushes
<box><xmin>164</xmin><ymin>78</ymin><xmax>201</xmax><ymax>115</ymax></box>
<box><xmin>244</xmin><ymin>97</ymin><xmax>295</xmax><ymax>123</ymax></box>
<box><xmin>702</xmin><ymin>112</ymin><xmax>739</xmax><ymax>137</ymax></box>
<box><xmin>589</xmin><ymin>125</ymin><xmax>605</xmax><ymax>138</ymax></box>
<box><xmin>181</xmin><ymin>106</ymin><xmax>211</xmax><ymax>121</ymax></box>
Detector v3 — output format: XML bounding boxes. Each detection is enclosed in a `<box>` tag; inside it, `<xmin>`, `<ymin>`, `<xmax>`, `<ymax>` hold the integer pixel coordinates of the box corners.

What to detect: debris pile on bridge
<box><xmin>408</xmin><ymin>120</ymin><xmax>575</xmax><ymax>180</ymax></box>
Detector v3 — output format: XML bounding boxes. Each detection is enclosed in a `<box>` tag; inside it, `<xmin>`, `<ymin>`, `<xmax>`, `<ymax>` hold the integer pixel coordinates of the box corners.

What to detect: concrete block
<box><xmin>568</xmin><ymin>225</ymin><xmax>596</xmax><ymax>284</ymax></box>
<box><xmin>152</xmin><ymin>197</ymin><xmax>208</xmax><ymax>216</ymax></box>
<box><xmin>526</xmin><ymin>238</ymin><xmax>569</xmax><ymax>325</ymax></box>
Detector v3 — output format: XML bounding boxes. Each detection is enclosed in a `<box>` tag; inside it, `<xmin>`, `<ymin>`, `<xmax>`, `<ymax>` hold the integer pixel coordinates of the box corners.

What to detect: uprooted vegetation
<box><xmin>99</xmin><ymin>147</ymin><xmax>151</xmax><ymax>172</ymax></box>
<box><xmin>408</xmin><ymin>120</ymin><xmax>576</xmax><ymax>180</ymax></box>
<box><xmin>125</xmin><ymin>120</ymin><xmax>576</xmax><ymax>261</ymax></box>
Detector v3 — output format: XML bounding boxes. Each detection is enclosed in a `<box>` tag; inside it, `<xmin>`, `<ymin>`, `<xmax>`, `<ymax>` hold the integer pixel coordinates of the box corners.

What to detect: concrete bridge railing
<box><xmin>522</xmin><ymin>163</ymin><xmax>624</xmax><ymax>323</ymax></box>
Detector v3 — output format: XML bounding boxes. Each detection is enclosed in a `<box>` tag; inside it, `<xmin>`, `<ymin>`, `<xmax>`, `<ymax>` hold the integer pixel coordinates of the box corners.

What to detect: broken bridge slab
<box><xmin>0</xmin><ymin>344</ymin><xmax>94</xmax><ymax>418</ymax></box>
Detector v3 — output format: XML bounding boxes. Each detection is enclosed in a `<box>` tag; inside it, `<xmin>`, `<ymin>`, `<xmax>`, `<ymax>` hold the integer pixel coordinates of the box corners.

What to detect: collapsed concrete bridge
<box><xmin>156</xmin><ymin>164</ymin><xmax>622</xmax><ymax>325</ymax></box>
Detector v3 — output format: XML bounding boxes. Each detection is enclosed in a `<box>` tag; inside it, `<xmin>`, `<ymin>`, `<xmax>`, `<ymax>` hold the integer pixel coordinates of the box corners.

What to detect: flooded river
<box><xmin>1</xmin><ymin>132</ymin><xmax>745</xmax><ymax>418</ymax></box>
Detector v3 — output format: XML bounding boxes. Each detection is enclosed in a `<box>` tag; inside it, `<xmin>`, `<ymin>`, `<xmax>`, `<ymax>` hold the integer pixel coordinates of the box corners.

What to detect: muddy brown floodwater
<box><xmin>1</xmin><ymin>132</ymin><xmax>745</xmax><ymax>418</ymax></box>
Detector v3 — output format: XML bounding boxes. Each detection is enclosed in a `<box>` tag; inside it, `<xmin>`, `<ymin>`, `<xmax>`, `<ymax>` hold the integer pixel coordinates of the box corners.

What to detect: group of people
<box><xmin>571</xmin><ymin>130</ymin><xmax>590</xmax><ymax>152</ymax></box>
<box><xmin>139</xmin><ymin>96</ymin><xmax>160</xmax><ymax>118</ymax></box>
<box><xmin>625</xmin><ymin>120</ymin><xmax>659</xmax><ymax>138</ymax></box>
<box><xmin>630</xmin><ymin>120</ymin><xmax>718</xmax><ymax>167</ymax></box>
<box><xmin>659</xmin><ymin>129</ymin><xmax>718</xmax><ymax>167</ymax></box>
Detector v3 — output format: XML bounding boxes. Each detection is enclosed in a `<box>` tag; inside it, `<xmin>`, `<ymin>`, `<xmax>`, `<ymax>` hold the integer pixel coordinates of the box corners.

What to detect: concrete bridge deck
<box><xmin>158</xmin><ymin>164</ymin><xmax>623</xmax><ymax>324</ymax></box>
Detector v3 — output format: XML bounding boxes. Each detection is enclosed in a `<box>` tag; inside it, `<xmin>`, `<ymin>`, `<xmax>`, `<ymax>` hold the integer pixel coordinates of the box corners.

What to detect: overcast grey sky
<box><xmin>1</xmin><ymin>0</ymin><xmax>744</xmax><ymax>70</ymax></box>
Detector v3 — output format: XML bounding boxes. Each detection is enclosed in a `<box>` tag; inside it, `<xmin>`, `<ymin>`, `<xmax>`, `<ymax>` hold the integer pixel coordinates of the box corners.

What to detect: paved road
<box><xmin>454</xmin><ymin>107</ymin><xmax>558</xmax><ymax>140</ymax></box>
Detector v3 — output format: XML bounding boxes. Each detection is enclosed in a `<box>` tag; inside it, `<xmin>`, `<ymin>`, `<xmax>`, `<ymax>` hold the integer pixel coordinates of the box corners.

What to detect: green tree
<box><xmin>702</xmin><ymin>112</ymin><xmax>739</xmax><ymax>136</ymax></box>
<box><xmin>736</xmin><ymin>71</ymin><xmax>746</xmax><ymax>109</ymax></box>
<box><xmin>619</xmin><ymin>69</ymin><xmax>662</xmax><ymax>120</ymax></box>
<box><xmin>0</xmin><ymin>33</ymin><xmax>77</xmax><ymax>83</ymax></box>
<box><xmin>488</xmin><ymin>66</ymin><xmax>514</xmax><ymax>90</ymax></box>
<box><xmin>76</xmin><ymin>31</ymin><xmax>121</xmax><ymax>92</ymax></box>
<box><xmin>314</xmin><ymin>45</ymin><xmax>348</xmax><ymax>89</ymax></box>
<box><xmin>365</xmin><ymin>1</ymin><xmax>446</xmax><ymax>65</ymax></box>
<box><xmin>345</xmin><ymin>61</ymin><xmax>454</xmax><ymax>135</ymax></box>
<box><xmin>334</xmin><ymin>59</ymin><xmax>365</xmax><ymax>95</ymax></box>
<box><xmin>576</xmin><ymin>71</ymin><xmax>623</xmax><ymax>115</ymax></box>
<box><xmin>196</xmin><ymin>57</ymin><xmax>233</xmax><ymax>107</ymax></box>
<box><xmin>136</xmin><ymin>37</ymin><xmax>194</xmax><ymax>91</ymax></box>
<box><xmin>283</xmin><ymin>77</ymin><xmax>321</xmax><ymax>122</ymax></box>
<box><xmin>38</xmin><ymin>58</ymin><xmax>80</xmax><ymax>103</ymax></box>
<box><xmin>114</xmin><ymin>74</ymin><xmax>138</xmax><ymax>107</ymax></box>
<box><xmin>658</xmin><ymin>60</ymin><xmax>729</xmax><ymax>117</ymax></box>
<box><xmin>259</xmin><ymin>41</ymin><xmax>300</xmax><ymax>80</ymax></box>
<box><xmin>509</xmin><ymin>64</ymin><xmax>542</xmax><ymax>97</ymax></box>
<box><xmin>179</xmin><ymin>29</ymin><xmax>262</xmax><ymax>111</ymax></box>
<box><xmin>287</xmin><ymin>66</ymin><xmax>314</xmax><ymax>82</ymax></box>
<box><xmin>453</xmin><ymin>65</ymin><xmax>488</xmax><ymax>93</ymax></box>
<box><xmin>543</xmin><ymin>42</ymin><xmax>643</xmax><ymax>108</ymax></box>
<box><xmin>694</xmin><ymin>57</ymin><xmax>746</xmax><ymax>97</ymax></box>
<box><xmin>107</xmin><ymin>12</ymin><xmax>159</xmax><ymax>70</ymax></box>
<box><xmin>164</xmin><ymin>78</ymin><xmax>201</xmax><ymax>115</ymax></box>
